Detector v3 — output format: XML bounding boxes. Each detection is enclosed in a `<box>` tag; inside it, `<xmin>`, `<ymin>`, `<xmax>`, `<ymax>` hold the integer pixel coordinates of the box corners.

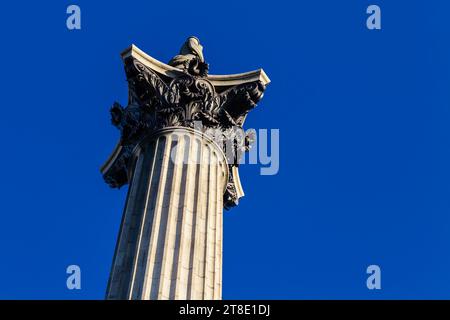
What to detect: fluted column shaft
<box><xmin>106</xmin><ymin>127</ymin><xmax>228</xmax><ymax>300</ymax></box>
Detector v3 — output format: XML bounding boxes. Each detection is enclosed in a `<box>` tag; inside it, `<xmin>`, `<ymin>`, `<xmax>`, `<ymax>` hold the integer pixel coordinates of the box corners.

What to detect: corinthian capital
<box><xmin>101</xmin><ymin>38</ymin><xmax>270</xmax><ymax>209</ymax></box>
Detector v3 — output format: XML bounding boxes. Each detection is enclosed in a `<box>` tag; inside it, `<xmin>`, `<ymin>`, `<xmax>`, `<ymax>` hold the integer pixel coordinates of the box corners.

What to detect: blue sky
<box><xmin>1</xmin><ymin>0</ymin><xmax>450</xmax><ymax>299</ymax></box>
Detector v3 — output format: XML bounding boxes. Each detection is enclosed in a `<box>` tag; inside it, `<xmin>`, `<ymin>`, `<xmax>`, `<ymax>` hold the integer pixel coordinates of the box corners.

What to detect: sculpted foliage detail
<box><xmin>103</xmin><ymin>37</ymin><xmax>266</xmax><ymax>208</ymax></box>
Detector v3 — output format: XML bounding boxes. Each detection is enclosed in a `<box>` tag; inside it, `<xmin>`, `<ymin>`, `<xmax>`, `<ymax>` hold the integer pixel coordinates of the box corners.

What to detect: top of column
<box><xmin>121</xmin><ymin>43</ymin><xmax>270</xmax><ymax>87</ymax></box>
<box><xmin>101</xmin><ymin>37</ymin><xmax>270</xmax><ymax>209</ymax></box>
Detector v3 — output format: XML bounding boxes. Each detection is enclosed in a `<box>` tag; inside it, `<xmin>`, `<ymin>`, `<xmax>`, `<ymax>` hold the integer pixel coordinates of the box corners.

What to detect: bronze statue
<box><xmin>168</xmin><ymin>36</ymin><xmax>209</xmax><ymax>76</ymax></box>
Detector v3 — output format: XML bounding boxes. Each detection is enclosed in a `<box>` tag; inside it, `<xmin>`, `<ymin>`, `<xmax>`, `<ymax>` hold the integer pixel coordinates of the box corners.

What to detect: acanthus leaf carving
<box><xmin>103</xmin><ymin>37</ymin><xmax>267</xmax><ymax>209</ymax></box>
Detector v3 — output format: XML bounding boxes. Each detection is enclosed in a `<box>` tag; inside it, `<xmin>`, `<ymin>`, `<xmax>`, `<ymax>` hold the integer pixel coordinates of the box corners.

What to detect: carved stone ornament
<box><xmin>101</xmin><ymin>37</ymin><xmax>270</xmax><ymax>209</ymax></box>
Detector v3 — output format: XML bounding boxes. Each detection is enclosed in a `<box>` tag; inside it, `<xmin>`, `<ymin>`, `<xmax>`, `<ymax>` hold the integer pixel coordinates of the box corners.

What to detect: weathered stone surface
<box><xmin>101</xmin><ymin>38</ymin><xmax>270</xmax><ymax>208</ymax></box>
<box><xmin>103</xmin><ymin>38</ymin><xmax>269</xmax><ymax>300</ymax></box>
<box><xmin>106</xmin><ymin>128</ymin><xmax>227</xmax><ymax>299</ymax></box>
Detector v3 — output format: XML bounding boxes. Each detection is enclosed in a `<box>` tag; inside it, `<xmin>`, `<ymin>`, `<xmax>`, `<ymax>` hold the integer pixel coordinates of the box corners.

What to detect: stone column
<box><xmin>106</xmin><ymin>127</ymin><xmax>228</xmax><ymax>300</ymax></box>
<box><xmin>102</xmin><ymin>38</ymin><xmax>269</xmax><ymax>300</ymax></box>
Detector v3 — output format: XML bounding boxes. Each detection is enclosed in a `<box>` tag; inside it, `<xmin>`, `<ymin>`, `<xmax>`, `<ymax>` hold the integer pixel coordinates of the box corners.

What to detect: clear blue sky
<box><xmin>1</xmin><ymin>0</ymin><xmax>450</xmax><ymax>299</ymax></box>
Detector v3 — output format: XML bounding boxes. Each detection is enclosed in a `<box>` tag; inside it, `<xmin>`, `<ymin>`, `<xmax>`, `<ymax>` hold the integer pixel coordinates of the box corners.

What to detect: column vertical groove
<box><xmin>158</xmin><ymin>135</ymin><xmax>186</xmax><ymax>299</ymax></box>
<box><xmin>131</xmin><ymin>136</ymin><xmax>169</xmax><ymax>298</ymax></box>
<box><xmin>146</xmin><ymin>136</ymin><xmax>175</xmax><ymax>299</ymax></box>
<box><xmin>186</xmin><ymin>138</ymin><xmax>202</xmax><ymax>300</ymax></box>
<box><xmin>106</xmin><ymin>128</ymin><xmax>228</xmax><ymax>300</ymax></box>
<box><xmin>203</xmin><ymin>151</ymin><xmax>217</xmax><ymax>299</ymax></box>
<box><xmin>213</xmin><ymin>159</ymin><xmax>222</xmax><ymax>299</ymax></box>
<box><xmin>191</xmin><ymin>144</ymin><xmax>211</xmax><ymax>299</ymax></box>
<box><xmin>105</xmin><ymin>147</ymin><xmax>143</xmax><ymax>299</ymax></box>
<box><xmin>172</xmin><ymin>134</ymin><xmax>196</xmax><ymax>299</ymax></box>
